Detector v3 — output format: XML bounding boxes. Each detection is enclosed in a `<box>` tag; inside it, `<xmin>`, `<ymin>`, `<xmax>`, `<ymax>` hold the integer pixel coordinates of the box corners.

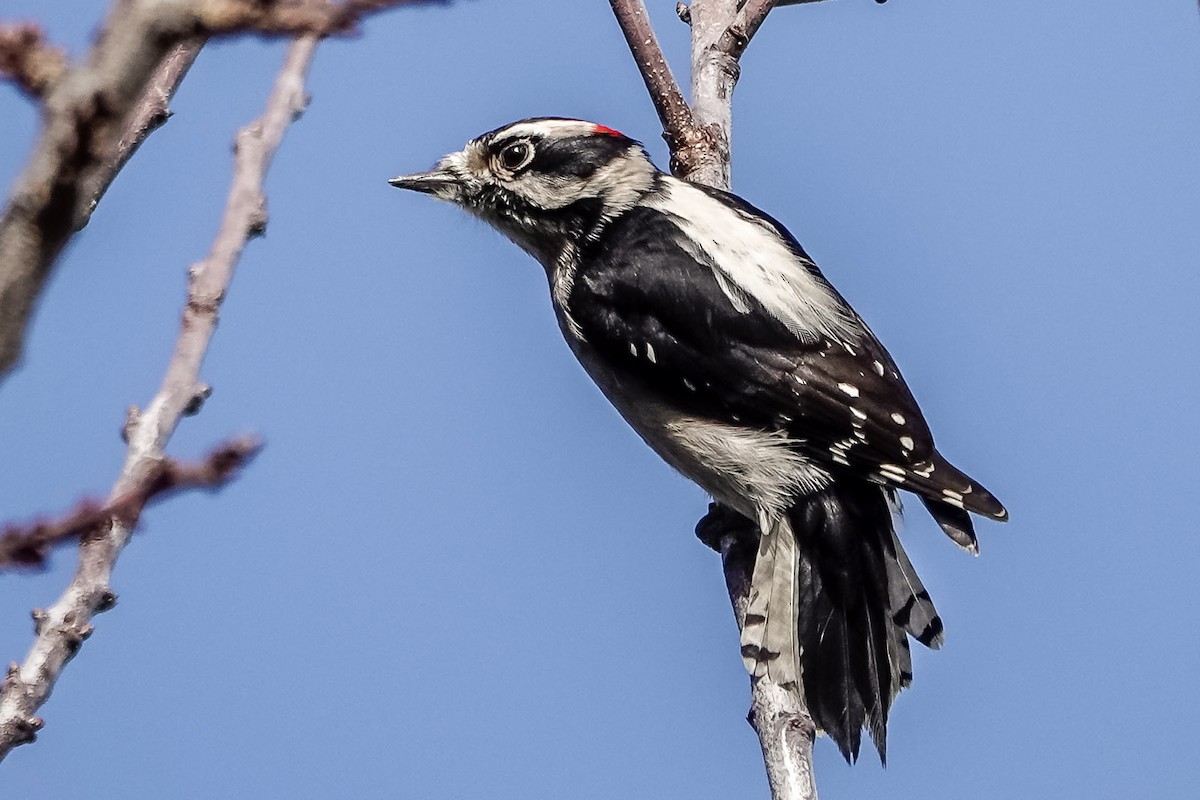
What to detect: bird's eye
<box><xmin>497</xmin><ymin>141</ymin><xmax>533</xmax><ymax>172</ymax></box>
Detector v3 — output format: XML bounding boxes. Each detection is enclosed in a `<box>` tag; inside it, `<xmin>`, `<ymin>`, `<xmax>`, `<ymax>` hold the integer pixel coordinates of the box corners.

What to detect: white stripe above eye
<box><xmin>646</xmin><ymin>179</ymin><xmax>859</xmax><ymax>345</ymax></box>
<box><xmin>488</xmin><ymin>119</ymin><xmax>607</xmax><ymax>142</ymax></box>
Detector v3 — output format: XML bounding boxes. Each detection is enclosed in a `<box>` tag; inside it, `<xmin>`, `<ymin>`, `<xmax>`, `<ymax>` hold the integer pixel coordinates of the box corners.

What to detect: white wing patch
<box><xmin>647</xmin><ymin>179</ymin><xmax>859</xmax><ymax>344</ymax></box>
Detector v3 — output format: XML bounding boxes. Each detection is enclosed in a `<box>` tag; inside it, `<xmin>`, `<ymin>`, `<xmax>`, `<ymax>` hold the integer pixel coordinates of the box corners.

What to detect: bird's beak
<box><xmin>388</xmin><ymin>169</ymin><xmax>456</xmax><ymax>194</ymax></box>
<box><xmin>389</xmin><ymin>151</ymin><xmax>469</xmax><ymax>202</ymax></box>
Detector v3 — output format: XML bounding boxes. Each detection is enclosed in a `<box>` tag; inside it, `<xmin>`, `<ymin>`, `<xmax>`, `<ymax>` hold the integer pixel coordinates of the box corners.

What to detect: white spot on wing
<box><xmin>646</xmin><ymin>342</ymin><xmax>657</xmax><ymax>363</ymax></box>
<box><xmin>891</xmin><ymin>412</ymin><xmax>906</xmax><ymax>425</ymax></box>
<box><xmin>628</xmin><ymin>342</ymin><xmax>637</xmax><ymax>357</ymax></box>
<box><xmin>900</xmin><ymin>436</ymin><xmax>915</xmax><ymax>450</ymax></box>
<box><xmin>851</xmin><ymin>407</ymin><xmax>868</xmax><ymax>420</ymax></box>
<box><xmin>837</xmin><ymin>382</ymin><xmax>860</xmax><ymax>398</ymax></box>
<box><xmin>873</xmin><ymin>360</ymin><xmax>885</xmax><ymax>376</ymax></box>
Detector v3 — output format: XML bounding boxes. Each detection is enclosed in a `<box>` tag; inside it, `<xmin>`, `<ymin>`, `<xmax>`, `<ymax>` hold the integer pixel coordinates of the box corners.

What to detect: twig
<box><xmin>0</xmin><ymin>437</ymin><xmax>261</xmax><ymax>571</ymax></box>
<box><xmin>722</xmin><ymin>0</ymin><xmax>779</xmax><ymax>60</ymax></box>
<box><xmin>0</xmin><ymin>33</ymin><xmax>320</xmax><ymax>763</ymax></box>
<box><xmin>0</xmin><ymin>0</ymin><xmax>440</xmax><ymax>384</ymax></box>
<box><xmin>79</xmin><ymin>37</ymin><xmax>206</xmax><ymax>219</ymax></box>
<box><xmin>0</xmin><ymin>21</ymin><xmax>68</xmax><ymax>99</ymax></box>
<box><xmin>607</xmin><ymin>0</ymin><xmax>709</xmax><ymax>177</ymax></box>
<box><xmin>193</xmin><ymin>0</ymin><xmax>445</xmax><ymax>36</ymax></box>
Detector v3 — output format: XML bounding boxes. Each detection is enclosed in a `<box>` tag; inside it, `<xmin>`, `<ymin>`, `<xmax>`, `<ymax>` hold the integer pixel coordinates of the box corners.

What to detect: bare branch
<box><xmin>0</xmin><ymin>438</ymin><xmax>260</xmax><ymax>575</ymax></box>
<box><xmin>0</xmin><ymin>0</ymin><xmax>442</xmax><ymax>385</ymax></box>
<box><xmin>0</xmin><ymin>437</ymin><xmax>260</xmax><ymax>572</ymax></box>
<box><xmin>193</xmin><ymin>0</ymin><xmax>445</xmax><ymax>37</ymax></box>
<box><xmin>79</xmin><ymin>38</ymin><xmax>205</xmax><ymax>218</ymax></box>
<box><xmin>698</xmin><ymin>506</ymin><xmax>818</xmax><ymax>800</ymax></box>
<box><xmin>722</xmin><ymin>1</ymin><xmax>837</xmax><ymax>60</ymax></box>
<box><xmin>720</xmin><ymin>0</ymin><xmax>778</xmax><ymax>61</ymax></box>
<box><xmin>0</xmin><ymin>21</ymin><xmax>68</xmax><ymax>99</ymax></box>
<box><xmin>616</xmin><ymin>0</ymin><xmax>823</xmax><ymax>796</ymax></box>
<box><xmin>692</xmin><ymin>7</ymin><xmax>822</xmax><ymax>793</ymax></box>
<box><xmin>0</xmin><ymin>34</ymin><xmax>320</xmax><ymax>763</ymax></box>
<box><xmin>607</xmin><ymin>0</ymin><xmax>711</xmax><ymax>177</ymax></box>
<box><xmin>686</xmin><ymin>0</ymin><xmax>739</xmax><ymax>187</ymax></box>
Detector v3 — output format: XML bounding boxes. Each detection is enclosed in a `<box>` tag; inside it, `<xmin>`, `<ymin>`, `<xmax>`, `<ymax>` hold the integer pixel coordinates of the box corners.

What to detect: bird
<box><xmin>390</xmin><ymin>117</ymin><xmax>1007</xmax><ymax>764</ymax></box>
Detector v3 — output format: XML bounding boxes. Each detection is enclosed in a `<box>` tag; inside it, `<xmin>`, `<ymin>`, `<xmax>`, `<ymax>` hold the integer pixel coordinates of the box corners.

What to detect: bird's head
<box><xmin>390</xmin><ymin>118</ymin><xmax>660</xmax><ymax>262</ymax></box>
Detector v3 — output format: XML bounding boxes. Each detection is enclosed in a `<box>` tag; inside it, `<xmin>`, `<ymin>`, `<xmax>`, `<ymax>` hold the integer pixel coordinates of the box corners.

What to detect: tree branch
<box><xmin>0</xmin><ymin>22</ymin><xmax>68</xmax><ymax>99</ymax></box>
<box><xmin>0</xmin><ymin>33</ymin><xmax>320</xmax><ymax>763</ymax></box>
<box><xmin>607</xmin><ymin>0</ymin><xmax>710</xmax><ymax>177</ymax></box>
<box><xmin>80</xmin><ymin>37</ymin><xmax>205</xmax><ymax>219</ymax></box>
<box><xmin>614</xmin><ymin>0</ymin><xmax>823</xmax><ymax>797</ymax></box>
<box><xmin>690</xmin><ymin>4</ymin><xmax>822</xmax><ymax>791</ymax></box>
<box><xmin>720</xmin><ymin>0</ymin><xmax>778</xmax><ymax>61</ymax></box>
<box><xmin>697</xmin><ymin>506</ymin><xmax>818</xmax><ymax>800</ymax></box>
<box><xmin>0</xmin><ymin>0</ymin><xmax>440</xmax><ymax>385</ymax></box>
<box><xmin>685</xmin><ymin>0</ymin><xmax>739</xmax><ymax>188</ymax></box>
<box><xmin>0</xmin><ymin>437</ymin><xmax>260</xmax><ymax>571</ymax></box>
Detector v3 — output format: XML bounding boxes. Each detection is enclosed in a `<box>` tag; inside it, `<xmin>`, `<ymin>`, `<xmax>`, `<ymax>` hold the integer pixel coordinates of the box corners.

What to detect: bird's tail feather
<box><xmin>742</xmin><ymin>514</ymin><xmax>800</xmax><ymax>684</ymax></box>
<box><xmin>741</xmin><ymin>480</ymin><xmax>943</xmax><ymax>765</ymax></box>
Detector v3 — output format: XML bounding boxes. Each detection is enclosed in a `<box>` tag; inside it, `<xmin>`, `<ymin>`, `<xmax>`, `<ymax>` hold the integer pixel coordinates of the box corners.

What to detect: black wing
<box><xmin>570</xmin><ymin>203</ymin><xmax>1005</xmax><ymax>527</ymax></box>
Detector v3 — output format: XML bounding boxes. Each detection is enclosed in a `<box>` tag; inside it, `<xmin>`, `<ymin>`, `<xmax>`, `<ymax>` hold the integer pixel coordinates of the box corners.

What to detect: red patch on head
<box><xmin>593</xmin><ymin>124</ymin><xmax>624</xmax><ymax>138</ymax></box>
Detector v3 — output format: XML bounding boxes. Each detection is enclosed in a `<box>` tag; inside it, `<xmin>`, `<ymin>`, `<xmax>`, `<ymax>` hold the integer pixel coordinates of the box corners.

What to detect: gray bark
<box><xmin>610</xmin><ymin>1</ymin><xmax>825</xmax><ymax>797</ymax></box>
<box><xmin>0</xmin><ymin>33</ymin><xmax>318</xmax><ymax>763</ymax></box>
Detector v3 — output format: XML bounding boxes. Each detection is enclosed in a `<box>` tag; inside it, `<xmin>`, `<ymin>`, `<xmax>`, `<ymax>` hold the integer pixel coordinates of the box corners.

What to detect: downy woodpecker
<box><xmin>391</xmin><ymin>118</ymin><xmax>1006</xmax><ymax>763</ymax></box>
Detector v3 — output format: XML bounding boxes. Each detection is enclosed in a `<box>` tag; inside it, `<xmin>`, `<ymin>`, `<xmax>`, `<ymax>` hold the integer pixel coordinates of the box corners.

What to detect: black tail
<box><xmin>790</xmin><ymin>479</ymin><xmax>942</xmax><ymax>765</ymax></box>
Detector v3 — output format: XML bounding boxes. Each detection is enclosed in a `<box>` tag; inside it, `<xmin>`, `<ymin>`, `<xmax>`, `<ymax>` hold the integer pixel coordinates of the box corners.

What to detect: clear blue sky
<box><xmin>2</xmin><ymin>1</ymin><xmax>1198</xmax><ymax>797</ymax></box>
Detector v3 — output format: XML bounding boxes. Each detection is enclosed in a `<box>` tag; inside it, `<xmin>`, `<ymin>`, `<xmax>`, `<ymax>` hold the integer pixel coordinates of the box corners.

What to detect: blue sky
<box><xmin>2</xmin><ymin>1</ymin><xmax>1198</xmax><ymax>797</ymax></box>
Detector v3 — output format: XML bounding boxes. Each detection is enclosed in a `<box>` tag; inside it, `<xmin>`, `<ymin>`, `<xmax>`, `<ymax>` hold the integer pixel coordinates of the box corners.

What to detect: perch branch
<box><xmin>689</xmin><ymin>2</ymin><xmax>820</xmax><ymax>795</ymax></box>
<box><xmin>685</xmin><ymin>0</ymin><xmax>741</xmax><ymax>188</ymax></box>
<box><xmin>0</xmin><ymin>0</ymin><xmax>440</xmax><ymax>384</ymax></box>
<box><xmin>0</xmin><ymin>33</ymin><xmax>320</xmax><ymax>763</ymax></box>
<box><xmin>614</xmin><ymin>0</ymin><xmax>824</xmax><ymax>797</ymax></box>
<box><xmin>697</xmin><ymin>506</ymin><xmax>818</xmax><ymax>800</ymax></box>
<box><xmin>0</xmin><ymin>437</ymin><xmax>260</xmax><ymax>571</ymax></box>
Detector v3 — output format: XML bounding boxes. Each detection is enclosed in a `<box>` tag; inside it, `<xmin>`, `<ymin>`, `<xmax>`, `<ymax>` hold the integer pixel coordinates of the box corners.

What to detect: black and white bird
<box><xmin>391</xmin><ymin>118</ymin><xmax>1006</xmax><ymax>763</ymax></box>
